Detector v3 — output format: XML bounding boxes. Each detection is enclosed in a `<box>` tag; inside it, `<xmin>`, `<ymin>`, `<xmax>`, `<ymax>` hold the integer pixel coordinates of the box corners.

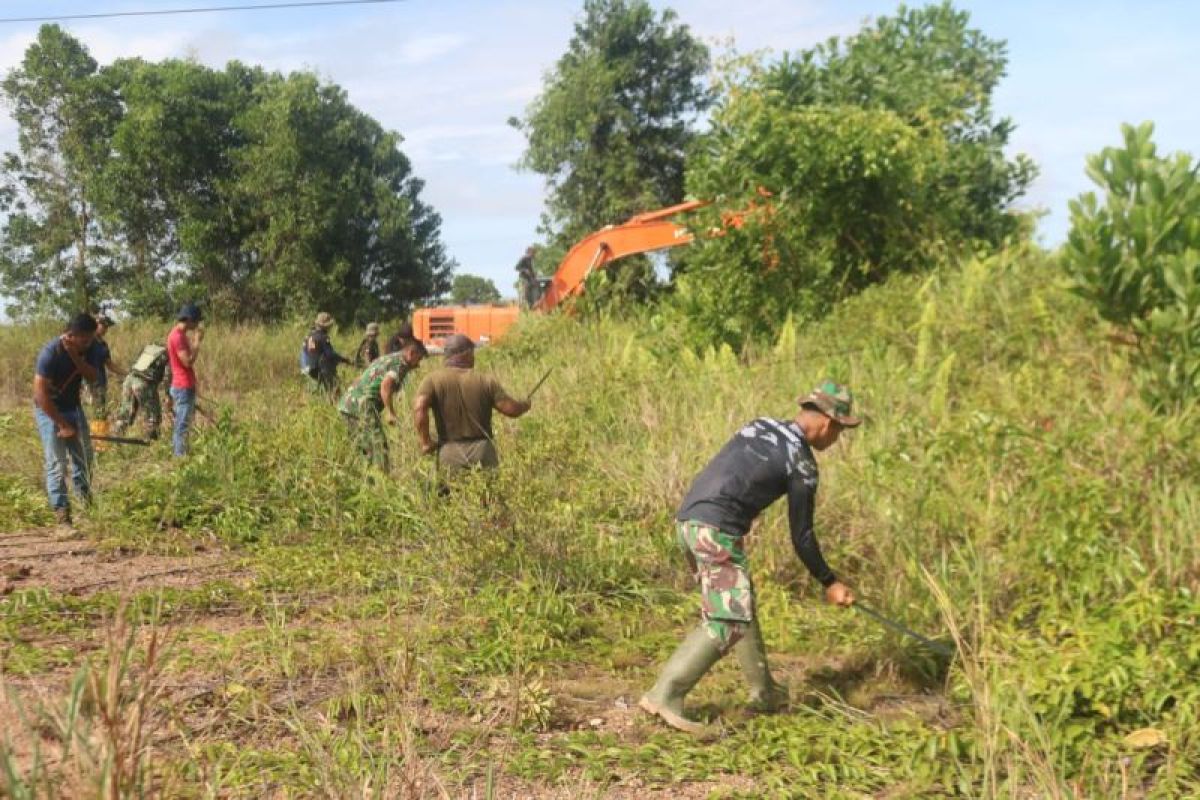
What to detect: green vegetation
<box><xmin>450</xmin><ymin>274</ymin><xmax>504</xmax><ymax>305</ymax></box>
<box><xmin>1</xmin><ymin>3</ymin><xmax>1196</xmax><ymax>797</ymax></box>
<box><xmin>676</xmin><ymin>2</ymin><xmax>1036</xmax><ymax>349</ymax></box>
<box><xmin>2</xmin><ymin>244</ymin><xmax>1197</xmax><ymax>796</ymax></box>
<box><xmin>1063</xmin><ymin>121</ymin><xmax>1200</xmax><ymax>412</ymax></box>
<box><xmin>512</xmin><ymin>0</ymin><xmax>711</xmax><ymax>291</ymax></box>
<box><xmin>0</xmin><ymin>25</ymin><xmax>452</xmax><ymax>321</ymax></box>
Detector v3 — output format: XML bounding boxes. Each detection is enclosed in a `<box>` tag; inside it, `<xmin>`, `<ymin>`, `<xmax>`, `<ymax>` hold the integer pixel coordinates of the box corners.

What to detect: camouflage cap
<box><xmin>799</xmin><ymin>380</ymin><xmax>861</xmax><ymax>428</ymax></box>
<box><xmin>314</xmin><ymin>311</ymin><xmax>334</xmax><ymax>328</ymax></box>
<box><xmin>365</xmin><ymin>322</ymin><xmax>380</xmax><ymax>335</ymax></box>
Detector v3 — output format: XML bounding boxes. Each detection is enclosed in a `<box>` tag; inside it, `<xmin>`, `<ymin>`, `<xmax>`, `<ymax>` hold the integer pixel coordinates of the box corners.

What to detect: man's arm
<box><xmin>413</xmin><ymin>393</ymin><xmax>436</xmax><ymax>454</ymax></box>
<box><xmin>33</xmin><ymin>375</ymin><xmax>75</xmax><ymax>437</ymax></box>
<box><xmin>492</xmin><ymin>381</ymin><xmax>530</xmax><ymax>418</ymax></box>
<box><xmin>106</xmin><ymin>356</ymin><xmax>126</xmax><ymax>378</ymax></box>
<box><xmin>178</xmin><ymin>328</ymin><xmax>203</xmax><ymax>367</ymax></box>
<box><xmin>380</xmin><ymin>373</ymin><xmax>400</xmax><ymax>424</ymax></box>
<box><xmin>786</xmin><ymin>475</ymin><xmax>853</xmax><ymax>606</ymax></box>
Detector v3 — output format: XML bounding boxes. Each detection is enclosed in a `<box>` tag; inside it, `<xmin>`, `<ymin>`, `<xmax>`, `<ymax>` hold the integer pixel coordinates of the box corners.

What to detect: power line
<box><xmin>0</xmin><ymin>0</ymin><xmax>405</xmax><ymax>25</ymax></box>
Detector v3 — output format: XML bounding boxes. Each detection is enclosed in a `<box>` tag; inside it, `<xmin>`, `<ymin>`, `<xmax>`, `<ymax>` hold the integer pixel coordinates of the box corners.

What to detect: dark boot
<box><xmin>639</xmin><ymin>626</ymin><xmax>724</xmax><ymax>737</ymax></box>
<box><xmin>52</xmin><ymin>507</ymin><xmax>80</xmax><ymax>540</ymax></box>
<box><xmin>733</xmin><ymin>617</ymin><xmax>788</xmax><ymax>712</ymax></box>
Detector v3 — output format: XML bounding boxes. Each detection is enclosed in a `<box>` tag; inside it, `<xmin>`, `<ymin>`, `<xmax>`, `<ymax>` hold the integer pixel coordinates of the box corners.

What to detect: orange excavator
<box><xmin>412</xmin><ymin>194</ymin><xmax>769</xmax><ymax>347</ymax></box>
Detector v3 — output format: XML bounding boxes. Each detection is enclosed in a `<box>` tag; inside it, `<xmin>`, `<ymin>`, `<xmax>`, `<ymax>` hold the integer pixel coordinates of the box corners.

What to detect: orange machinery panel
<box><xmin>412</xmin><ymin>304</ymin><xmax>521</xmax><ymax>348</ymax></box>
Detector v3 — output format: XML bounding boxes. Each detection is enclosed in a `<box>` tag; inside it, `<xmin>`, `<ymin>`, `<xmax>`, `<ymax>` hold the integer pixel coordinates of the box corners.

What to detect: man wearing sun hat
<box><xmin>354</xmin><ymin>322</ymin><xmax>382</xmax><ymax>368</ymax></box>
<box><xmin>301</xmin><ymin>311</ymin><xmax>351</xmax><ymax>397</ymax></box>
<box><xmin>639</xmin><ymin>380</ymin><xmax>862</xmax><ymax>737</ymax></box>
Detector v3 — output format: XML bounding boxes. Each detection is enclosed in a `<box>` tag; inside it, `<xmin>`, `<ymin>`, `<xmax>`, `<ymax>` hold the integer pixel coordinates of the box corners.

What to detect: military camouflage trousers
<box><xmin>114</xmin><ymin>375</ymin><xmax>163</xmax><ymax>437</ymax></box>
<box><xmin>676</xmin><ymin>520</ymin><xmax>755</xmax><ymax>653</ymax></box>
<box><xmin>342</xmin><ymin>408</ymin><xmax>389</xmax><ymax>472</ymax></box>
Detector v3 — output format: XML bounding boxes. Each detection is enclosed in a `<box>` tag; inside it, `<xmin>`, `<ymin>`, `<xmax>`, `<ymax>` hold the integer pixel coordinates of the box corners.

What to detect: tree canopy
<box><xmin>450</xmin><ymin>274</ymin><xmax>502</xmax><ymax>305</ymax></box>
<box><xmin>674</xmin><ymin>2</ymin><xmax>1037</xmax><ymax>347</ymax></box>
<box><xmin>512</xmin><ymin>0</ymin><xmax>711</xmax><ymax>292</ymax></box>
<box><xmin>0</xmin><ymin>25</ymin><xmax>453</xmax><ymax>321</ymax></box>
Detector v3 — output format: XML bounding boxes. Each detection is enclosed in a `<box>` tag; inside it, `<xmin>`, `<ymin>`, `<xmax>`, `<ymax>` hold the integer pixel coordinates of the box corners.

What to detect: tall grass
<box><xmin>0</xmin><ymin>245</ymin><xmax>1196</xmax><ymax>796</ymax></box>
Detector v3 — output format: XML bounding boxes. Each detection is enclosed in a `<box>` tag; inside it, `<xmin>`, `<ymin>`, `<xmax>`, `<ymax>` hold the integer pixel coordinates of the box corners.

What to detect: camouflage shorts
<box><xmin>676</xmin><ymin>520</ymin><xmax>754</xmax><ymax>653</ymax></box>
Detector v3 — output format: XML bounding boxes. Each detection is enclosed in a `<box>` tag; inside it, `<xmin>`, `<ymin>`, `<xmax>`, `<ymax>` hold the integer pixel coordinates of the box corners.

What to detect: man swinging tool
<box><xmin>640</xmin><ymin>380</ymin><xmax>861</xmax><ymax>737</ymax></box>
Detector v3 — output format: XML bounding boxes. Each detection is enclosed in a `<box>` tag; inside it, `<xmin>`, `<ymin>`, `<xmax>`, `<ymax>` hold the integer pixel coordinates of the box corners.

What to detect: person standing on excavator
<box><xmin>515</xmin><ymin>246</ymin><xmax>540</xmax><ymax>310</ymax></box>
<box><xmin>639</xmin><ymin>381</ymin><xmax>862</xmax><ymax>737</ymax></box>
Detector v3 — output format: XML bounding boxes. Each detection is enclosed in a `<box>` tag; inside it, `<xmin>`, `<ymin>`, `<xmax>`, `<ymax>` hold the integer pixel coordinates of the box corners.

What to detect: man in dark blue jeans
<box><xmin>33</xmin><ymin>313</ymin><xmax>105</xmax><ymax>528</ymax></box>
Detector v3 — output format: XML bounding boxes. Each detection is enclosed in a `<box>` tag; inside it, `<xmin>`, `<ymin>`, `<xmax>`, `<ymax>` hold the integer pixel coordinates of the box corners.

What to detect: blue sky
<box><xmin>0</xmin><ymin>0</ymin><xmax>1196</xmax><ymax>298</ymax></box>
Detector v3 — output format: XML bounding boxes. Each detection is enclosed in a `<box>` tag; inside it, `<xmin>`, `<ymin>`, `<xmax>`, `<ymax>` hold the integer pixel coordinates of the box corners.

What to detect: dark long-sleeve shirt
<box><xmin>677</xmin><ymin>418</ymin><xmax>837</xmax><ymax>587</ymax></box>
<box><xmin>306</xmin><ymin>327</ymin><xmax>349</xmax><ymax>375</ymax></box>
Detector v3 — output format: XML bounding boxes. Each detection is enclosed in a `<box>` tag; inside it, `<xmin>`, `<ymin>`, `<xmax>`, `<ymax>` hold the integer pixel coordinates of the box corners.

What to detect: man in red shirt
<box><xmin>167</xmin><ymin>304</ymin><xmax>204</xmax><ymax>456</ymax></box>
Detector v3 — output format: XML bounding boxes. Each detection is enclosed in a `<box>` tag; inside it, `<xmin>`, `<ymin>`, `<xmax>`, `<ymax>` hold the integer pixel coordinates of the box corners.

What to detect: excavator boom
<box><xmin>412</xmin><ymin>197</ymin><xmax>748</xmax><ymax>347</ymax></box>
<box><xmin>535</xmin><ymin>200</ymin><xmax>709</xmax><ymax>311</ymax></box>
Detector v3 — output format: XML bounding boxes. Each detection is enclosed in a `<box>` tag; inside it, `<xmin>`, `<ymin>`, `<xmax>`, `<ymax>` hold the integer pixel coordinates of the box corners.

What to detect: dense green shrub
<box><xmin>674</xmin><ymin>2</ymin><xmax>1035</xmax><ymax>348</ymax></box>
<box><xmin>1063</xmin><ymin>121</ymin><xmax>1200</xmax><ymax>412</ymax></box>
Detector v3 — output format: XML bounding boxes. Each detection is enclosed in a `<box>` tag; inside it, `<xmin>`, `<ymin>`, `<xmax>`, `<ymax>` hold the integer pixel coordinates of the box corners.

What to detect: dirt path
<box><xmin>0</xmin><ymin>527</ymin><xmax>240</xmax><ymax>596</ymax></box>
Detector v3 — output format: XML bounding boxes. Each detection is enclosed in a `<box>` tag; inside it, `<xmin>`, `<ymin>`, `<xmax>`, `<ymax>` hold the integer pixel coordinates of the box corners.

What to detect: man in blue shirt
<box><xmin>33</xmin><ymin>313</ymin><xmax>105</xmax><ymax>527</ymax></box>
<box><xmin>85</xmin><ymin>314</ymin><xmax>123</xmax><ymax>418</ymax></box>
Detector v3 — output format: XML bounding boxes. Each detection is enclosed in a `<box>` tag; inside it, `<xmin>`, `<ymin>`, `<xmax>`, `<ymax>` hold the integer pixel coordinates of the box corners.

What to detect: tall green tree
<box><xmin>512</xmin><ymin>0</ymin><xmax>711</xmax><ymax>293</ymax></box>
<box><xmin>0</xmin><ymin>26</ymin><xmax>454</xmax><ymax>322</ymax></box>
<box><xmin>0</xmin><ymin>25</ymin><xmax>120</xmax><ymax>316</ymax></box>
<box><xmin>95</xmin><ymin>58</ymin><xmax>255</xmax><ymax>317</ymax></box>
<box><xmin>450</xmin><ymin>274</ymin><xmax>501</xmax><ymax>305</ymax></box>
<box><xmin>227</xmin><ymin>72</ymin><xmax>452</xmax><ymax>321</ymax></box>
<box><xmin>675</xmin><ymin>2</ymin><xmax>1037</xmax><ymax>347</ymax></box>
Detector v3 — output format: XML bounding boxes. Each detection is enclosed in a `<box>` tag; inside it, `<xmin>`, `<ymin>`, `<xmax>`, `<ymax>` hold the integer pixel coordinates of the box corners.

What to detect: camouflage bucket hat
<box><xmin>365</xmin><ymin>322</ymin><xmax>380</xmax><ymax>335</ymax></box>
<box><xmin>799</xmin><ymin>380</ymin><xmax>861</xmax><ymax>427</ymax></box>
<box><xmin>314</xmin><ymin>311</ymin><xmax>334</xmax><ymax>328</ymax></box>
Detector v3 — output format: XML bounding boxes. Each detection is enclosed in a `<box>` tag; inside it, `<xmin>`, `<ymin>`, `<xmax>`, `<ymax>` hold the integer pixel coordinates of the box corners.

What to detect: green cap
<box><xmin>799</xmin><ymin>380</ymin><xmax>861</xmax><ymax>427</ymax></box>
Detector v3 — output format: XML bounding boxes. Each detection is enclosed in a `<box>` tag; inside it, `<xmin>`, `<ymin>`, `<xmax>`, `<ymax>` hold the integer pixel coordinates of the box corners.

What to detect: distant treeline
<box><xmin>0</xmin><ymin>25</ymin><xmax>453</xmax><ymax>323</ymax></box>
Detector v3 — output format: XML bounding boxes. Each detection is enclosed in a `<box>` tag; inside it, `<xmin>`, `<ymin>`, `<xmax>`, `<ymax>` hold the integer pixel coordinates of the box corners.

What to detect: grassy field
<box><xmin>1</xmin><ymin>246</ymin><xmax>1197</xmax><ymax>798</ymax></box>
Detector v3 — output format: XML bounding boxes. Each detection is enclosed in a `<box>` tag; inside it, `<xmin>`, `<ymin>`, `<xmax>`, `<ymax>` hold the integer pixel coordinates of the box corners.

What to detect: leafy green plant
<box><xmin>1063</xmin><ymin>121</ymin><xmax>1200</xmax><ymax>411</ymax></box>
<box><xmin>675</xmin><ymin>2</ymin><xmax>1036</xmax><ymax>349</ymax></box>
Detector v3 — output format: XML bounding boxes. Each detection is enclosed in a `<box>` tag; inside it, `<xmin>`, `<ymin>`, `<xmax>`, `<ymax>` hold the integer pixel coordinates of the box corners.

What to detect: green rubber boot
<box><xmin>734</xmin><ymin>617</ymin><xmax>788</xmax><ymax>713</ymax></box>
<box><xmin>639</xmin><ymin>625</ymin><xmax>724</xmax><ymax>738</ymax></box>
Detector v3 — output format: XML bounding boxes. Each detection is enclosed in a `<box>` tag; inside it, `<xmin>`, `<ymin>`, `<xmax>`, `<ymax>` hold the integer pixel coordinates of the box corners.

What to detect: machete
<box><xmin>854</xmin><ymin>602</ymin><xmax>954</xmax><ymax>657</ymax></box>
<box><xmin>90</xmin><ymin>434</ymin><xmax>152</xmax><ymax>447</ymax></box>
<box><xmin>526</xmin><ymin>368</ymin><xmax>554</xmax><ymax>402</ymax></box>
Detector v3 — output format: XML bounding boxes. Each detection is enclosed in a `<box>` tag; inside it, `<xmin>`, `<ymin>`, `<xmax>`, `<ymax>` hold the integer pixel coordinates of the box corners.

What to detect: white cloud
<box><xmin>397</xmin><ymin>33</ymin><xmax>468</xmax><ymax>65</ymax></box>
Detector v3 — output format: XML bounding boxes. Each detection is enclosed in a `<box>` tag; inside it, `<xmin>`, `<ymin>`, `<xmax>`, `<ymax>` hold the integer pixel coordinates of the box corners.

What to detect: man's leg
<box><xmin>142</xmin><ymin>383</ymin><xmax>162</xmax><ymax>439</ymax></box>
<box><xmin>63</xmin><ymin>407</ymin><xmax>94</xmax><ymax>503</ymax></box>
<box><xmin>363</xmin><ymin>408</ymin><xmax>390</xmax><ymax>473</ymax></box>
<box><xmin>733</xmin><ymin>617</ymin><xmax>789</xmax><ymax>712</ymax></box>
<box><xmin>114</xmin><ymin>377</ymin><xmax>139</xmax><ymax>435</ymax></box>
<box><xmin>93</xmin><ymin>383</ymin><xmax>109</xmax><ymax>419</ymax></box>
<box><xmin>170</xmin><ymin>388</ymin><xmax>195</xmax><ymax>456</ymax></box>
<box><xmin>640</xmin><ymin>521</ymin><xmax>753</xmax><ymax>737</ymax></box>
<box><xmin>34</xmin><ymin>406</ymin><xmax>70</xmax><ymax>518</ymax></box>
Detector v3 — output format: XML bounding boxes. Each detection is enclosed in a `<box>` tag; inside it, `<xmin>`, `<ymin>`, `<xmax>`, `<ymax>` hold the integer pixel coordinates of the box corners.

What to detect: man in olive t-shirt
<box><xmin>412</xmin><ymin>334</ymin><xmax>530</xmax><ymax>472</ymax></box>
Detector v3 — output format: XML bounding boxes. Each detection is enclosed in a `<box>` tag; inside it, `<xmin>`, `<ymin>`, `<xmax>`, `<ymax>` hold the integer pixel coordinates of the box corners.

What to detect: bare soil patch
<box><xmin>0</xmin><ymin>527</ymin><xmax>241</xmax><ymax>596</ymax></box>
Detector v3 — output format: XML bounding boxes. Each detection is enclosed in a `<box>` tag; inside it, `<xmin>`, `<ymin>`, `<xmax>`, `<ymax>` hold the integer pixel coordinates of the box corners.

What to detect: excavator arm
<box><xmin>534</xmin><ymin>200</ymin><xmax>710</xmax><ymax>312</ymax></box>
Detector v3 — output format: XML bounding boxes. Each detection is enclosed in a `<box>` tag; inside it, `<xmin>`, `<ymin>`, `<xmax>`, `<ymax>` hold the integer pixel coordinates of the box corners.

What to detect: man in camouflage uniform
<box><xmin>639</xmin><ymin>381</ymin><xmax>861</xmax><ymax>737</ymax></box>
<box><xmin>338</xmin><ymin>339</ymin><xmax>427</xmax><ymax>471</ymax></box>
<box><xmin>113</xmin><ymin>343</ymin><xmax>173</xmax><ymax>439</ymax></box>
<box><xmin>354</xmin><ymin>322</ymin><xmax>382</xmax><ymax>367</ymax></box>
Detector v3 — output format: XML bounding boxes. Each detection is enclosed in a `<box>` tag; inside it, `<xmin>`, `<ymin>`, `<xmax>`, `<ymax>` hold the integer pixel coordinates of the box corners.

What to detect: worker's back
<box><xmin>416</xmin><ymin>366</ymin><xmax>508</xmax><ymax>443</ymax></box>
